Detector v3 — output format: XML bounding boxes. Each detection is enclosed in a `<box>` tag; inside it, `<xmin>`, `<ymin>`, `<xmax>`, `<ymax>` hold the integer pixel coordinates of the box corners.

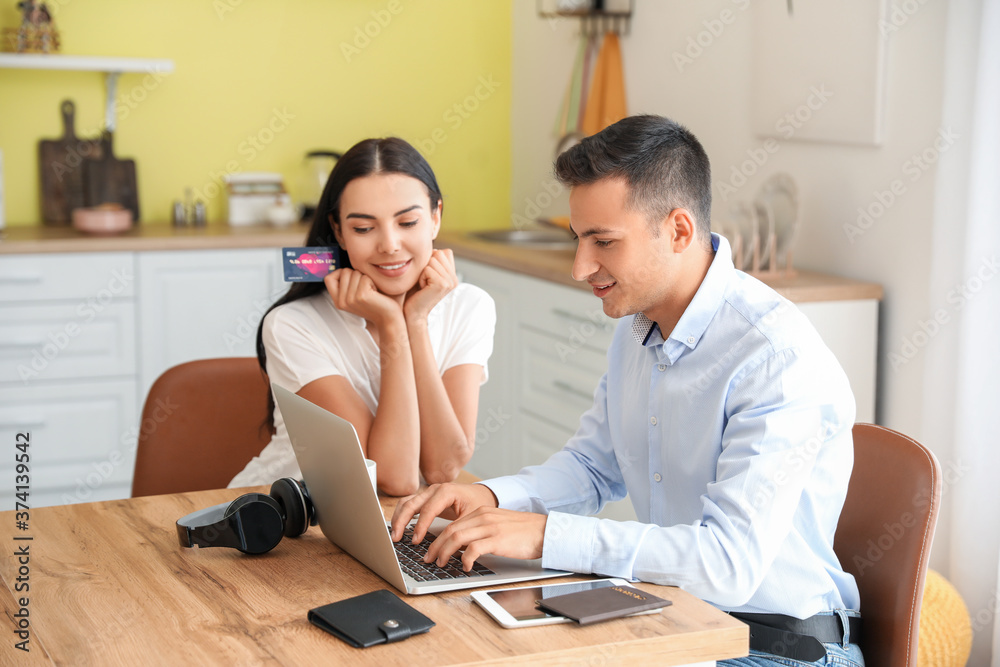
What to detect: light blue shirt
<box><xmin>484</xmin><ymin>234</ymin><xmax>861</xmax><ymax>617</ymax></box>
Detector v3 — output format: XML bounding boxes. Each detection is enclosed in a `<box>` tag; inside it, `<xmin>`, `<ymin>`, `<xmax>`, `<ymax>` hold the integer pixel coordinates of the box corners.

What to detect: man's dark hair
<box><xmin>554</xmin><ymin>115</ymin><xmax>712</xmax><ymax>247</ymax></box>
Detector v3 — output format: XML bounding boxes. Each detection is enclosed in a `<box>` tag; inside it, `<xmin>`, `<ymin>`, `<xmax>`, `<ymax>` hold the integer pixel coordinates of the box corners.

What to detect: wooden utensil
<box><xmin>38</xmin><ymin>100</ymin><xmax>103</xmax><ymax>225</ymax></box>
<box><xmin>82</xmin><ymin>131</ymin><xmax>139</xmax><ymax>223</ymax></box>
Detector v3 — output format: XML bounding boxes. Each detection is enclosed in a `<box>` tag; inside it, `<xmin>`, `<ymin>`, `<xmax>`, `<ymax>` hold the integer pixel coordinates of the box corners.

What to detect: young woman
<box><xmin>229</xmin><ymin>138</ymin><xmax>495</xmax><ymax>496</ymax></box>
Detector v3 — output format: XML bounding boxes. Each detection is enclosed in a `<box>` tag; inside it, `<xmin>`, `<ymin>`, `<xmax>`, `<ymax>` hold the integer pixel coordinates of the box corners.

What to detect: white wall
<box><xmin>511</xmin><ymin>0</ymin><xmax>955</xmax><ymax>564</ymax></box>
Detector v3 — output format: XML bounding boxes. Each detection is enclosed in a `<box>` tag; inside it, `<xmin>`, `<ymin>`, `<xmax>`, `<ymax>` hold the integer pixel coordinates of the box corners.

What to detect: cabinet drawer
<box><xmin>0</xmin><ymin>380</ymin><xmax>137</xmax><ymax>507</ymax></box>
<box><xmin>0</xmin><ymin>301</ymin><xmax>135</xmax><ymax>382</ymax></box>
<box><xmin>796</xmin><ymin>299</ymin><xmax>878</xmax><ymax>423</ymax></box>
<box><xmin>0</xmin><ymin>252</ymin><xmax>135</xmax><ymax>302</ymax></box>
<box><xmin>520</xmin><ymin>408</ymin><xmax>575</xmax><ymax>467</ymax></box>
<box><xmin>518</xmin><ymin>281</ymin><xmax>616</xmax><ymax>353</ymax></box>
<box><xmin>518</xmin><ymin>328</ymin><xmax>607</xmax><ymax>433</ymax></box>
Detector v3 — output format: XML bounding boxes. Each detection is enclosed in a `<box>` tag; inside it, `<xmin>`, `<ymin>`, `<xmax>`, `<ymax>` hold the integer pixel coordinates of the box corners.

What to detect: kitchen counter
<box><xmin>0</xmin><ymin>223</ymin><xmax>883</xmax><ymax>303</ymax></box>
<box><xmin>435</xmin><ymin>230</ymin><xmax>883</xmax><ymax>303</ymax></box>
<box><xmin>0</xmin><ymin>222</ymin><xmax>309</xmax><ymax>254</ymax></box>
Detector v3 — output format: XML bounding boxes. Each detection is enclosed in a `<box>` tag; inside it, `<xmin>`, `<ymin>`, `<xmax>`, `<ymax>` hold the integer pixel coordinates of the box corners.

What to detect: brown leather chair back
<box><xmin>834</xmin><ymin>423</ymin><xmax>942</xmax><ymax>667</ymax></box>
<box><xmin>131</xmin><ymin>358</ymin><xmax>273</xmax><ymax>497</ymax></box>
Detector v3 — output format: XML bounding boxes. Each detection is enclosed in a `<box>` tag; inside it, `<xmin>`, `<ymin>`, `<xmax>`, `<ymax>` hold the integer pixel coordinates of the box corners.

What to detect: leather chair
<box><xmin>131</xmin><ymin>358</ymin><xmax>274</xmax><ymax>497</ymax></box>
<box><xmin>834</xmin><ymin>423</ymin><xmax>943</xmax><ymax>667</ymax></box>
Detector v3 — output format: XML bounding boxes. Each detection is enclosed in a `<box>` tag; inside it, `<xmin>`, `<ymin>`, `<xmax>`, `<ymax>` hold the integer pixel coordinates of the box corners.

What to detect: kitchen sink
<box><xmin>471</xmin><ymin>228</ymin><xmax>576</xmax><ymax>248</ymax></box>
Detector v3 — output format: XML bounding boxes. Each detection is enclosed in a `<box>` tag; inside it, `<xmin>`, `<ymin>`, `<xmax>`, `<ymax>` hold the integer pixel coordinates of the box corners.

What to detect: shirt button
<box><xmin>657</xmin><ymin>364</ymin><xmax>666</xmax><ymax>371</ymax></box>
<box><xmin>650</xmin><ymin>416</ymin><xmax>657</xmax><ymax>425</ymax></box>
<box><xmin>653</xmin><ymin>473</ymin><xmax>662</xmax><ymax>482</ymax></box>
<box><xmin>687</xmin><ymin>336</ymin><xmax>696</xmax><ymax>345</ymax></box>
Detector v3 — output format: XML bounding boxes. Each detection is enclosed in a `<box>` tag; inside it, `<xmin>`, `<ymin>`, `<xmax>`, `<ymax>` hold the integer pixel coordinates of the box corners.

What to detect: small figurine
<box><xmin>13</xmin><ymin>1</ymin><xmax>59</xmax><ymax>53</ymax></box>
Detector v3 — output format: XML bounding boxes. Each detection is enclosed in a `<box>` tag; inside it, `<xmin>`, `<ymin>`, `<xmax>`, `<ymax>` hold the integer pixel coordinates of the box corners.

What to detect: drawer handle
<box><xmin>0</xmin><ymin>412</ymin><xmax>45</xmax><ymax>428</ymax></box>
<box><xmin>552</xmin><ymin>380</ymin><xmax>594</xmax><ymax>402</ymax></box>
<box><xmin>0</xmin><ymin>337</ymin><xmax>45</xmax><ymax>348</ymax></box>
<box><xmin>0</xmin><ymin>273</ymin><xmax>43</xmax><ymax>284</ymax></box>
<box><xmin>551</xmin><ymin>308</ymin><xmax>613</xmax><ymax>331</ymax></box>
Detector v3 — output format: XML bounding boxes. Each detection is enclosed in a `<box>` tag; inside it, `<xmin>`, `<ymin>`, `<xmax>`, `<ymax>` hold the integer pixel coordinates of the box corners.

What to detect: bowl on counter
<box><xmin>72</xmin><ymin>204</ymin><xmax>134</xmax><ymax>235</ymax></box>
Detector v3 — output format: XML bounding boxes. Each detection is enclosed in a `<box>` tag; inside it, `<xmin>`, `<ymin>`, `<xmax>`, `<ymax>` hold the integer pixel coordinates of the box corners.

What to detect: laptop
<box><xmin>272</xmin><ymin>383</ymin><xmax>571</xmax><ymax>595</ymax></box>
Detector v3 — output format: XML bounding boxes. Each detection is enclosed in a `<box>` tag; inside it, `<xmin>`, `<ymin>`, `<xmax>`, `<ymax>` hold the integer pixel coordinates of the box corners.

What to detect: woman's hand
<box><xmin>325</xmin><ymin>268</ymin><xmax>402</xmax><ymax>328</ymax></box>
<box><xmin>403</xmin><ymin>249</ymin><xmax>458</xmax><ymax>325</ymax></box>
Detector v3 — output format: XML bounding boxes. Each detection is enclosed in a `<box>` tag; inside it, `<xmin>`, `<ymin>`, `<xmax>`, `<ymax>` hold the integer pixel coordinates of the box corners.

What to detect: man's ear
<box><xmin>667</xmin><ymin>208</ymin><xmax>696</xmax><ymax>252</ymax></box>
<box><xmin>430</xmin><ymin>199</ymin><xmax>443</xmax><ymax>240</ymax></box>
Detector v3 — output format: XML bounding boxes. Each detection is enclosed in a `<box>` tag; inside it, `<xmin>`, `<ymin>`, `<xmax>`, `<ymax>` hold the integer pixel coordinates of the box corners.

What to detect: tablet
<box><xmin>472</xmin><ymin>578</ymin><xmax>642</xmax><ymax>628</ymax></box>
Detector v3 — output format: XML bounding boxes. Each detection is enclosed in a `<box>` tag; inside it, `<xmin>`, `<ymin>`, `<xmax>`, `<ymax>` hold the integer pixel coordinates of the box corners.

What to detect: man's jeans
<box><xmin>719</xmin><ymin>642</ymin><xmax>864</xmax><ymax>667</ymax></box>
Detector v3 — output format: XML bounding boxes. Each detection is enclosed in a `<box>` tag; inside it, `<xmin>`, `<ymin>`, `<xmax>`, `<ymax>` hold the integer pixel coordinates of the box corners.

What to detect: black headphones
<box><xmin>175</xmin><ymin>478</ymin><xmax>317</xmax><ymax>555</ymax></box>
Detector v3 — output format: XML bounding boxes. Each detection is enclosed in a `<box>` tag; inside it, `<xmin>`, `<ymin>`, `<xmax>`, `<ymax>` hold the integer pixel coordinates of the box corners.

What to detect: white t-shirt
<box><xmin>228</xmin><ymin>283</ymin><xmax>496</xmax><ymax>487</ymax></box>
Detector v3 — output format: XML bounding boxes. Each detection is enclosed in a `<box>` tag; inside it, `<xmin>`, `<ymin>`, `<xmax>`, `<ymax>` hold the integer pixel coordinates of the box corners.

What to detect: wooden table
<box><xmin>0</xmin><ymin>485</ymin><xmax>747</xmax><ymax>665</ymax></box>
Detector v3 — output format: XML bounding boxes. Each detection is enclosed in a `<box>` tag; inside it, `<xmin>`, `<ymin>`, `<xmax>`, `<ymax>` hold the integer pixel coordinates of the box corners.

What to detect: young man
<box><xmin>391</xmin><ymin>115</ymin><xmax>863</xmax><ymax>666</ymax></box>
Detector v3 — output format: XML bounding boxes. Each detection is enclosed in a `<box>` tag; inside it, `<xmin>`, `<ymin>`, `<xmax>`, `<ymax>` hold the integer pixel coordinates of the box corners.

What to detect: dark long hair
<box><xmin>256</xmin><ymin>137</ymin><xmax>443</xmax><ymax>428</ymax></box>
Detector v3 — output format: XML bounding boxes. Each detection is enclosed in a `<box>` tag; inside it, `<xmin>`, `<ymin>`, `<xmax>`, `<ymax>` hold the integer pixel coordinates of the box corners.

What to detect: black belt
<box><xmin>730</xmin><ymin>612</ymin><xmax>862</xmax><ymax>662</ymax></box>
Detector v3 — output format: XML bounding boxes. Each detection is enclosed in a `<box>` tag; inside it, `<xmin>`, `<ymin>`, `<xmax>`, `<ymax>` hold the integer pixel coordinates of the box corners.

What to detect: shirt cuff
<box><xmin>478</xmin><ymin>476</ymin><xmax>538</xmax><ymax>512</ymax></box>
<box><xmin>541</xmin><ymin>511</ymin><xmax>597</xmax><ymax>574</ymax></box>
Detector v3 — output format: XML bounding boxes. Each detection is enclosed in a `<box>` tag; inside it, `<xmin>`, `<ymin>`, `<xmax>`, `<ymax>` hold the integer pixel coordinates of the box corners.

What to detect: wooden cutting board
<box><xmin>38</xmin><ymin>100</ymin><xmax>104</xmax><ymax>225</ymax></box>
<box><xmin>82</xmin><ymin>131</ymin><xmax>140</xmax><ymax>222</ymax></box>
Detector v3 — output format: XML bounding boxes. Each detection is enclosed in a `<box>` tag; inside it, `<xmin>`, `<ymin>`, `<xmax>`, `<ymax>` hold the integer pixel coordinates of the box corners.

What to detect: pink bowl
<box><xmin>72</xmin><ymin>206</ymin><xmax>134</xmax><ymax>234</ymax></box>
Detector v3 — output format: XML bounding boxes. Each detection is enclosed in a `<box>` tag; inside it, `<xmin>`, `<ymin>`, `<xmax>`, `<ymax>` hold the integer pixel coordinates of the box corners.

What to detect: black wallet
<box><xmin>308</xmin><ymin>590</ymin><xmax>435</xmax><ymax>648</ymax></box>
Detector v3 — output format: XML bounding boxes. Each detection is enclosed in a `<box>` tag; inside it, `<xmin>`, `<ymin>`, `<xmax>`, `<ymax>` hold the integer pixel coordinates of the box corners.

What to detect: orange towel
<box><xmin>580</xmin><ymin>32</ymin><xmax>627</xmax><ymax>136</ymax></box>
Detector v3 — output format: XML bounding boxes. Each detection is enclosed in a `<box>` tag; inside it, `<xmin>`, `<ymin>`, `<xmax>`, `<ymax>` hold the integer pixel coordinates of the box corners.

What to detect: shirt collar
<box><xmin>630</xmin><ymin>233</ymin><xmax>734</xmax><ymax>355</ymax></box>
<box><xmin>630</xmin><ymin>313</ymin><xmax>658</xmax><ymax>345</ymax></box>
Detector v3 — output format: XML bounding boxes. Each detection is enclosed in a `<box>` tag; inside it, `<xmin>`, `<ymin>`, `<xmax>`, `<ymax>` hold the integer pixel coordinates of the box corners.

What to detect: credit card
<box><xmin>282</xmin><ymin>246</ymin><xmax>339</xmax><ymax>282</ymax></box>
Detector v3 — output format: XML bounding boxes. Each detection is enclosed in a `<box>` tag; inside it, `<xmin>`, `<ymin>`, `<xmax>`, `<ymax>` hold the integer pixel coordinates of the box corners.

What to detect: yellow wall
<box><xmin>0</xmin><ymin>0</ymin><xmax>512</xmax><ymax>230</ymax></box>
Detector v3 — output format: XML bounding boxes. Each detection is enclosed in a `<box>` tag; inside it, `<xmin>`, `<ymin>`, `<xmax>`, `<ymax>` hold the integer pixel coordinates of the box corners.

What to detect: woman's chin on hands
<box><xmin>325</xmin><ymin>268</ymin><xmax>405</xmax><ymax>327</ymax></box>
<box><xmin>403</xmin><ymin>249</ymin><xmax>459</xmax><ymax>323</ymax></box>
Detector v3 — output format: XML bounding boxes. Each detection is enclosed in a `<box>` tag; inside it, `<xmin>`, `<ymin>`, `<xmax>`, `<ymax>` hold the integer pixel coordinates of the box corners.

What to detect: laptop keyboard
<box><xmin>392</xmin><ymin>526</ymin><xmax>495</xmax><ymax>582</ymax></box>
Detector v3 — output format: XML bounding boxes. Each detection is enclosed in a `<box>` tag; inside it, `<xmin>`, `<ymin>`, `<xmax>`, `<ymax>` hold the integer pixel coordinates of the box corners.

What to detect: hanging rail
<box><xmin>536</xmin><ymin>0</ymin><xmax>634</xmax><ymax>36</ymax></box>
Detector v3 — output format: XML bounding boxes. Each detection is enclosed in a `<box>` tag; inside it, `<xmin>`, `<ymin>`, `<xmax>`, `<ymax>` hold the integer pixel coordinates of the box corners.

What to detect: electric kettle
<box><xmin>301</xmin><ymin>150</ymin><xmax>342</xmax><ymax>221</ymax></box>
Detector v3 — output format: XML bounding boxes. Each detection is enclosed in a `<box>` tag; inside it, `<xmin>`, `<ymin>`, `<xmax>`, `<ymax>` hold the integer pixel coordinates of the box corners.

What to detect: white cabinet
<box><xmin>137</xmin><ymin>248</ymin><xmax>285</xmax><ymax>401</ymax></box>
<box><xmin>796</xmin><ymin>300</ymin><xmax>878</xmax><ymax>423</ymax></box>
<box><xmin>458</xmin><ymin>258</ymin><xmax>631</xmax><ymax>519</ymax></box>
<box><xmin>0</xmin><ymin>246</ymin><xmax>284</xmax><ymax>507</ymax></box>
<box><xmin>457</xmin><ymin>259</ymin><xmax>519</xmax><ymax>478</ymax></box>
<box><xmin>0</xmin><ymin>301</ymin><xmax>135</xmax><ymax>382</ymax></box>
<box><xmin>0</xmin><ymin>381</ymin><xmax>137</xmax><ymax>507</ymax></box>
<box><xmin>0</xmin><ymin>252</ymin><xmax>137</xmax><ymax>508</ymax></box>
<box><xmin>459</xmin><ymin>258</ymin><xmax>616</xmax><ymax>480</ymax></box>
<box><xmin>517</xmin><ymin>327</ymin><xmax>605</xmax><ymax>433</ymax></box>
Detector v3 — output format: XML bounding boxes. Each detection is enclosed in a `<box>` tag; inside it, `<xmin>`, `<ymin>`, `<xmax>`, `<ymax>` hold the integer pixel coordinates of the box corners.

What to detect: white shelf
<box><xmin>0</xmin><ymin>53</ymin><xmax>173</xmax><ymax>74</ymax></box>
<box><xmin>0</xmin><ymin>54</ymin><xmax>174</xmax><ymax>131</ymax></box>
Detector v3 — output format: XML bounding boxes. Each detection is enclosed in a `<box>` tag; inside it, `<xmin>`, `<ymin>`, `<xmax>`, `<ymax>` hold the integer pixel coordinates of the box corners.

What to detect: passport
<box><xmin>534</xmin><ymin>584</ymin><xmax>671</xmax><ymax>625</ymax></box>
<box><xmin>282</xmin><ymin>246</ymin><xmax>338</xmax><ymax>282</ymax></box>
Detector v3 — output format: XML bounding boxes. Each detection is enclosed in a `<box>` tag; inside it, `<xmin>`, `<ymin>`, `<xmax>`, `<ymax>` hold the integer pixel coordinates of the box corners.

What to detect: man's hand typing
<box><xmin>390</xmin><ymin>482</ymin><xmax>547</xmax><ymax>571</ymax></box>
